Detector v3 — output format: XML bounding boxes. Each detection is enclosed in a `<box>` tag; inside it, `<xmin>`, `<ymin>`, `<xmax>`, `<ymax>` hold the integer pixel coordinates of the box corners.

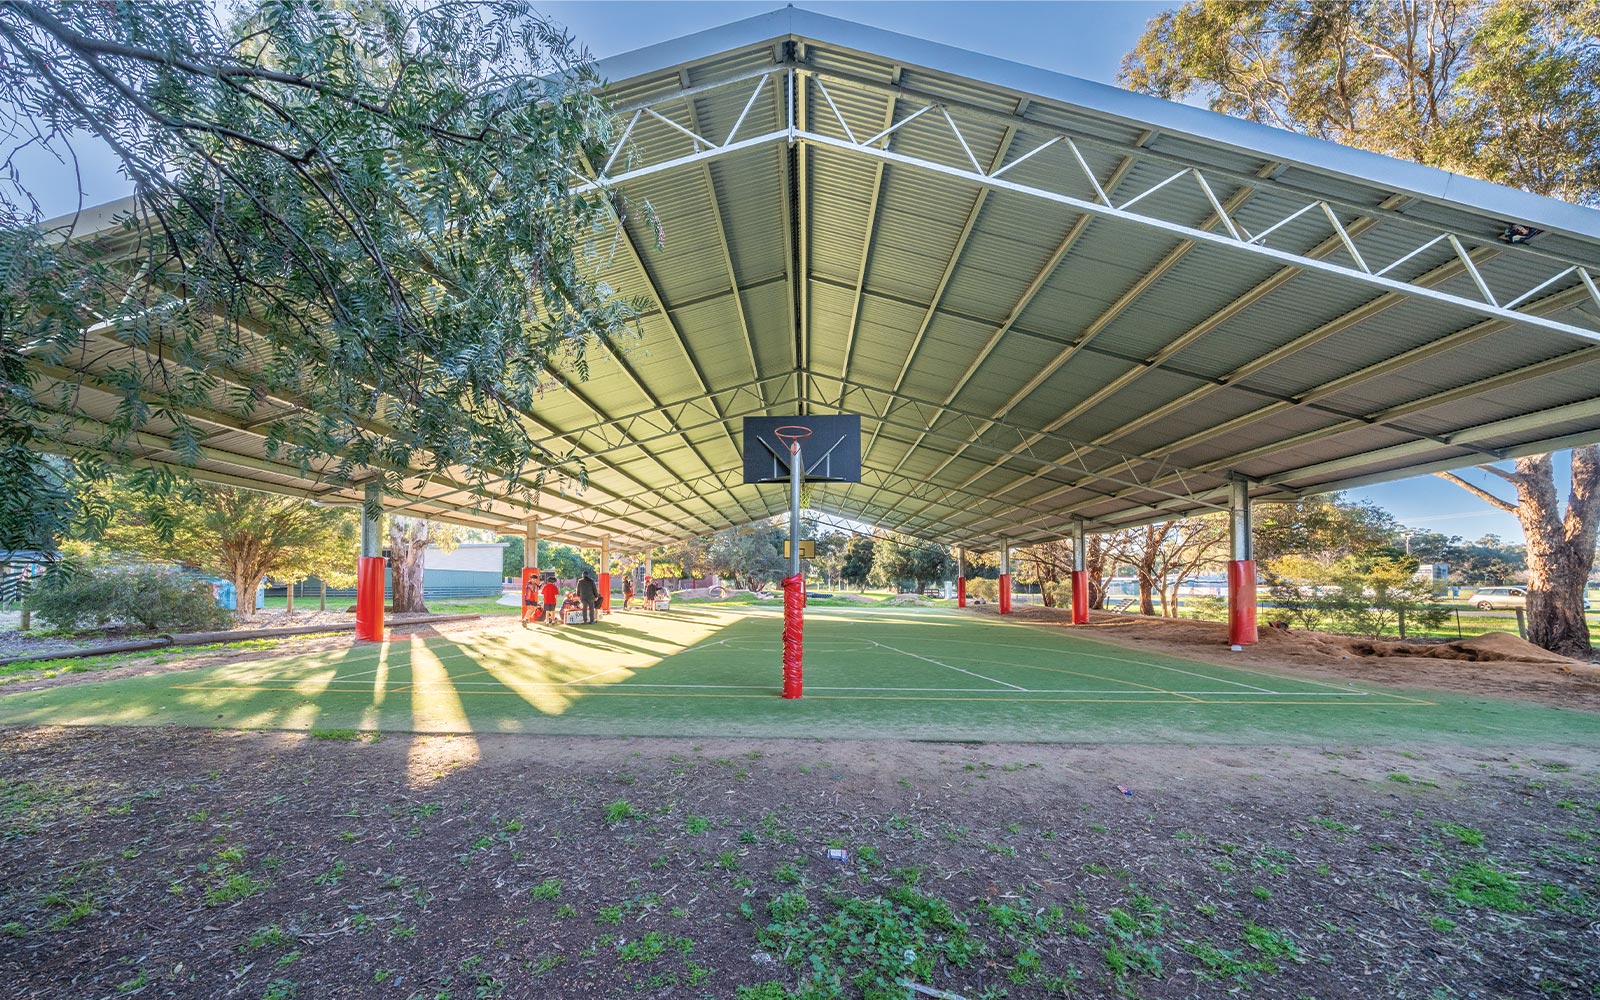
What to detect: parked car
<box><xmin>1468</xmin><ymin>586</ymin><xmax>1592</xmax><ymax>611</ymax></box>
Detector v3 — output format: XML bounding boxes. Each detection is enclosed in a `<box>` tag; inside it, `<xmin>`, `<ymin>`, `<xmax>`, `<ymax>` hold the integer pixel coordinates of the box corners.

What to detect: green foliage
<box><xmin>757</xmin><ymin>885</ymin><xmax>981</xmax><ymax>997</ymax></box>
<box><xmin>0</xmin><ymin>1</ymin><xmax>643</xmax><ymax>552</ymax></box>
<box><xmin>1448</xmin><ymin>860</ymin><xmax>1530</xmax><ymax>912</ymax></box>
<box><xmin>1185</xmin><ymin>594</ymin><xmax>1228</xmax><ymax>623</ymax></box>
<box><xmin>1121</xmin><ymin>1</ymin><xmax>1600</xmax><ymax>203</ymax></box>
<box><xmin>838</xmin><ymin>534</ymin><xmax>876</xmax><ymax>590</ymax></box>
<box><xmin>967</xmin><ymin>577</ymin><xmax>999</xmax><ymax>604</ymax></box>
<box><xmin>706</xmin><ymin>524</ymin><xmax>787</xmax><ymax>591</ymax></box>
<box><xmin>88</xmin><ymin>478</ymin><xmax>358</xmax><ymax>619</ymax></box>
<box><xmin>603</xmin><ymin>799</ymin><xmax>637</xmax><ymax>825</ymax></box>
<box><xmin>26</xmin><ymin>564</ymin><xmax>233</xmax><ymax>632</ymax></box>
<box><xmin>869</xmin><ymin>534</ymin><xmax>950</xmax><ymax>592</ymax></box>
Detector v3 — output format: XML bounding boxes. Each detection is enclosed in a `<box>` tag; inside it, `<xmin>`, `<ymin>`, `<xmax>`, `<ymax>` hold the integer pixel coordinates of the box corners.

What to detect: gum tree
<box><xmin>1123</xmin><ymin>0</ymin><xmax>1600</xmax><ymax>653</ymax></box>
<box><xmin>0</xmin><ymin>1</ymin><xmax>643</xmax><ymax>560</ymax></box>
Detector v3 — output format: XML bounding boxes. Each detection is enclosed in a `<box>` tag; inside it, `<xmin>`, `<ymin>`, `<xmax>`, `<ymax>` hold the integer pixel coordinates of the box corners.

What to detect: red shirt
<box><xmin>540</xmin><ymin>582</ymin><xmax>559</xmax><ymax>605</ymax></box>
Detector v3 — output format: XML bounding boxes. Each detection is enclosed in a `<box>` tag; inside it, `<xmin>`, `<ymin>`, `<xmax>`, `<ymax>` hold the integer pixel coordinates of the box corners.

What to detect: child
<box><xmin>540</xmin><ymin>576</ymin><xmax>560</xmax><ymax>626</ymax></box>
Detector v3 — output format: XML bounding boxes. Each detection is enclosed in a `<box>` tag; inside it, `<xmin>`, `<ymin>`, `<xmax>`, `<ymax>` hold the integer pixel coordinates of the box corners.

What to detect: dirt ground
<box><xmin>989</xmin><ymin>604</ymin><xmax>1600</xmax><ymax>713</ymax></box>
<box><xmin>1</xmin><ymin>727</ymin><xmax>1595</xmax><ymax>999</ymax></box>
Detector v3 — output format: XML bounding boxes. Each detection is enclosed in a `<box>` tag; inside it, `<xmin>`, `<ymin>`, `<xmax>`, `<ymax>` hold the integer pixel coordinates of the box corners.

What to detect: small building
<box><xmin>286</xmin><ymin>541</ymin><xmax>508</xmax><ymax>601</ymax></box>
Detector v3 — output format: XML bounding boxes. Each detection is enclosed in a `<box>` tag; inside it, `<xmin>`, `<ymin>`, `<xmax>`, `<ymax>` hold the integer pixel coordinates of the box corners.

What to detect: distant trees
<box><xmin>869</xmin><ymin>535</ymin><xmax>949</xmax><ymax>592</ymax></box>
<box><xmin>706</xmin><ymin>524</ymin><xmax>786</xmax><ymax>591</ymax></box>
<box><xmin>93</xmin><ymin>480</ymin><xmax>355</xmax><ymax>621</ymax></box>
<box><xmin>839</xmin><ymin>535</ymin><xmax>876</xmax><ymax>591</ymax></box>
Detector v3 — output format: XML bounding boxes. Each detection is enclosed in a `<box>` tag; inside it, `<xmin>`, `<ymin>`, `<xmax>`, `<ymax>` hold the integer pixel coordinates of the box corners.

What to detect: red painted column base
<box><xmin>956</xmin><ymin>576</ymin><xmax>966</xmax><ymax>608</ymax></box>
<box><xmin>781</xmin><ymin>573</ymin><xmax>804</xmax><ymax>699</ymax></box>
<box><xmin>1228</xmin><ymin>559</ymin><xmax>1259</xmax><ymax>645</ymax></box>
<box><xmin>356</xmin><ymin>556</ymin><xmax>386</xmax><ymax>642</ymax></box>
<box><xmin>1071</xmin><ymin>569</ymin><xmax>1089</xmax><ymax>625</ymax></box>
<box><xmin>599</xmin><ymin>572</ymin><xmax>611</xmax><ymax>613</ymax></box>
<box><xmin>998</xmin><ymin>573</ymin><xmax>1012</xmax><ymax>614</ymax></box>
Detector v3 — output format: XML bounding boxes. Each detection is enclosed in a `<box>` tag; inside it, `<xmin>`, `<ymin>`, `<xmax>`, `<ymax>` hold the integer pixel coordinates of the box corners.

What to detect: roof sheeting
<box><xmin>28</xmin><ymin>7</ymin><xmax>1600</xmax><ymax>551</ymax></box>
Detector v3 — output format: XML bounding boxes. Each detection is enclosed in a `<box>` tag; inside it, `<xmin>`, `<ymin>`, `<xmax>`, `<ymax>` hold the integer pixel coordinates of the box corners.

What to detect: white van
<box><xmin>1468</xmin><ymin>586</ymin><xmax>1592</xmax><ymax>611</ymax></box>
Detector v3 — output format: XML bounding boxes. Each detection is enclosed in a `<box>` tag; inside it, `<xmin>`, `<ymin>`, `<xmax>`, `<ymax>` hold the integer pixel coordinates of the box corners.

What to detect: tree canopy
<box><xmin>0</xmin><ymin>0</ymin><xmax>643</xmax><ymax>560</ymax></box>
<box><xmin>1121</xmin><ymin>0</ymin><xmax>1600</xmax><ymax>204</ymax></box>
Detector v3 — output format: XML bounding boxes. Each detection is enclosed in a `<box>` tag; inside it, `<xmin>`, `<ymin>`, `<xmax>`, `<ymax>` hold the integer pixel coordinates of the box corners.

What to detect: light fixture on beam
<box><xmin>1498</xmin><ymin>223</ymin><xmax>1542</xmax><ymax>245</ymax></box>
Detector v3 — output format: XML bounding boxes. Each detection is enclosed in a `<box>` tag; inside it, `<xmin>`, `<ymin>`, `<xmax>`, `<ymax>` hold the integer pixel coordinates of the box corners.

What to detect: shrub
<box><xmin>966</xmin><ymin>578</ymin><xmax>999</xmax><ymax>604</ymax></box>
<box><xmin>1042</xmin><ymin>581</ymin><xmax>1073</xmax><ymax>609</ymax></box>
<box><xmin>26</xmin><ymin>566</ymin><xmax>233</xmax><ymax>633</ymax></box>
<box><xmin>1185</xmin><ymin>595</ymin><xmax>1229</xmax><ymax>623</ymax></box>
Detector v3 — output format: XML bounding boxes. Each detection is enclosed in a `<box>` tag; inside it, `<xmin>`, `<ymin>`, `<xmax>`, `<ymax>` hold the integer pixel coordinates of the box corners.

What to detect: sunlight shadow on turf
<box><xmin>404</xmin><ymin>636</ymin><xmax>479</xmax><ymax>787</ymax></box>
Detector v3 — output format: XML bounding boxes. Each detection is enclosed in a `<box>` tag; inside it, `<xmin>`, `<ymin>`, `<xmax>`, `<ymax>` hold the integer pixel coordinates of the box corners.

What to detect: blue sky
<box><xmin>14</xmin><ymin>1</ymin><xmax>1540</xmax><ymax>544</ymax></box>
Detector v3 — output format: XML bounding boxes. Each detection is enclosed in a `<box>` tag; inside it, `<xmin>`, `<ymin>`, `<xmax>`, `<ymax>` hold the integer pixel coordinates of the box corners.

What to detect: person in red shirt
<box><xmin>539</xmin><ymin>576</ymin><xmax>560</xmax><ymax>626</ymax></box>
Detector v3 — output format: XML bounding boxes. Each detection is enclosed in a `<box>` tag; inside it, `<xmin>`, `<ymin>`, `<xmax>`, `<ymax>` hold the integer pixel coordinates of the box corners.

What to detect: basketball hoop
<box><xmin>773</xmin><ymin>425</ymin><xmax>812</xmax><ymax>454</ymax></box>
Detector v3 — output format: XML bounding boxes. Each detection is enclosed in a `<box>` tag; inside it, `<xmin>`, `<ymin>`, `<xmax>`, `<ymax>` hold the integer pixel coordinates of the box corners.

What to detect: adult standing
<box><xmin>577</xmin><ymin>570</ymin><xmax>600</xmax><ymax>624</ymax></box>
<box><xmin>623</xmin><ymin>574</ymin><xmax>635</xmax><ymax>610</ymax></box>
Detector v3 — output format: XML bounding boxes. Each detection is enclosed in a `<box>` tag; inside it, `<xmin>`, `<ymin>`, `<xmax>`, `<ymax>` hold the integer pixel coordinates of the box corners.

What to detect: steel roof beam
<box><xmin>834</xmin><ymin>82</ymin><xmax>901</xmax><ymax>389</ymax></box>
<box><xmin>40</xmin><ymin>335</ymin><xmax>697</xmax><ymax>544</ymax></box>
<box><xmin>796</xmin><ymin>129</ymin><xmax>1600</xmax><ymax>346</ymax></box>
<box><xmin>899</xmin><ymin>175</ymin><xmax>1256</xmax><ymax>515</ymax></box>
<box><xmin>1001</xmin><ymin>286</ymin><xmax>1597</xmax><ymax>529</ymax></box>
<box><xmin>1263</xmin><ymin>396</ymin><xmax>1600</xmax><ymax>488</ymax></box>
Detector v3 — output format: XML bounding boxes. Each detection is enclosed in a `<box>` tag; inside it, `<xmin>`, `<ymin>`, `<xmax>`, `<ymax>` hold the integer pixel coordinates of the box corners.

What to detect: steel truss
<box><xmin>576</xmin><ymin>67</ymin><xmax>1600</xmax><ymax>347</ymax></box>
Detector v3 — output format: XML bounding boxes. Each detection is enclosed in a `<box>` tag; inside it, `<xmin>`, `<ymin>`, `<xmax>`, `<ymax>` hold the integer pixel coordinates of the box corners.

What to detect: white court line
<box><xmin>873</xmin><ymin>641</ymin><xmax>1029</xmax><ymax>691</ymax></box>
<box><xmin>563</xmin><ymin>664</ymin><xmax>633</xmax><ymax>684</ymax></box>
<box><xmin>185</xmin><ymin>679</ymin><xmax>1389</xmax><ymax>698</ymax></box>
<box><xmin>934</xmin><ymin>636</ymin><xmax>1267</xmax><ymax>691</ymax></box>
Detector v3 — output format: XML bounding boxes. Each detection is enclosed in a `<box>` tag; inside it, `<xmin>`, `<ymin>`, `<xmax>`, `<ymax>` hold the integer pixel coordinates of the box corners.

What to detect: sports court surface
<box><xmin>2</xmin><ymin>606</ymin><xmax>1596</xmax><ymax>743</ymax></box>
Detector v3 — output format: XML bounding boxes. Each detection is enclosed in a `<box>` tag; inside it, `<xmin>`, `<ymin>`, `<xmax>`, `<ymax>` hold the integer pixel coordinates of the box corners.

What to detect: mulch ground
<box><xmin>2</xmin><ymin>726</ymin><xmax>1595</xmax><ymax>999</ymax></box>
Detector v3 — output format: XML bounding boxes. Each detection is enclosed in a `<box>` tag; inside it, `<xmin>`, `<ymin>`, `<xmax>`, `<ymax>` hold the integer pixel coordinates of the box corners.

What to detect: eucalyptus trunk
<box><xmin>1440</xmin><ymin>447</ymin><xmax>1598</xmax><ymax>658</ymax></box>
<box><xmin>388</xmin><ymin>518</ymin><xmax>431</xmax><ymax>615</ymax></box>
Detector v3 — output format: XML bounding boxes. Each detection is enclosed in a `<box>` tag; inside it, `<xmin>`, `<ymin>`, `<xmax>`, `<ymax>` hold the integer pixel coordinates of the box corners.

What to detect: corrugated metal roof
<box><xmin>29</xmin><ymin>7</ymin><xmax>1600</xmax><ymax>553</ymax></box>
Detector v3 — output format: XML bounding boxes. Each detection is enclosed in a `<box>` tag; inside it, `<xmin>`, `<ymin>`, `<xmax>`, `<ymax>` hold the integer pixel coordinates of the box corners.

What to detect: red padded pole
<box><xmin>956</xmin><ymin>576</ymin><xmax>966</xmax><ymax>608</ymax></box>
<box><xmin>1071</xmin><ymin>569</ymin><xmax>1089</xmax><ymax>624</ymax></box>
<box><xmin>356</xmin><ymin>556</ymin><xmax>385</xmax><ymax>641</ymax></box>
<box><xmin>998</xmin><ymin>573</ymin><xmax>1011</xmax><ymax>614</ymax></box>
<box><xmin>599</xmin><ymin>572</ymin><xmax>611</xmax><ymax>613</ymax></box>
<box><xmin>782</xmin><ymin>573</ymin><xmax>804</xmax><ymax>698</ymax></box>
<box><xmin>1228</xmin><ymin>559</ymin><xmax>1259</xmax><ymax>645</ymax></box>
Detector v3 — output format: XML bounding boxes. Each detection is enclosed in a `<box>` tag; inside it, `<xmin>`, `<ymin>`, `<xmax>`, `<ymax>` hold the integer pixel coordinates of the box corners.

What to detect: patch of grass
<box><xmin>531</xmin><ymin>878</ymin><xmax>562</xmax><ymax>900</ymax></box>
<box><xmin>1447</xmin><ymin>861</ymin><xmax>1530</xmax><ymax>913</ymax></box>
<box><xmin>203</xmin><ymin>872</ymin><xmax>268</xmax><ymax>907</ymax></box>
<box><xmin>1241</xmin><ymin>922</ymin><xmax>1301</xmax><ymax>967</ymax></box>
<box><xmin>309</xmin><ymin>728</ymin><xmax>359</xmax><ymax>741</ymax></box>
<box><xmin>1184</xmin><ymin>939</ymin><xmax>1277</xmax><ymax>980</ymax></box>
<box><xmin>43</xmin><ymin>891</ymin><xmax>98</xmax><ymax>930</ymax></box>
<box><xmin>604</xmin><ymin>799</ymin><xmax>637</xmax><ymax>825</ymax></box>
<box><xmin>681</xmin><ymin>815</ymin><xmax>711</xmax><ymax>835</ymax></box>
<box><xmin>1441</xmin><ymin>823</ymin><xmax>1485</xmax><ymax>847</ymax></box>
<box><xmin>114</xmin><ymin>969</ymin><xmax>149</xmax><ymax>992</ymax></box>
<box><xmin>1429</xmin><ymin>915</ymin><xmax>1457</xmax><ymax>933</ymax></box>
<box><xmin>245</xmin><ymin>924</ymin><xmax>292</xmax><ymax>950</ymax></box>
<box><xmin>1388</xmin><ymin>772</ymin><xmax>1414</xmax><ymax>784</ymax></box>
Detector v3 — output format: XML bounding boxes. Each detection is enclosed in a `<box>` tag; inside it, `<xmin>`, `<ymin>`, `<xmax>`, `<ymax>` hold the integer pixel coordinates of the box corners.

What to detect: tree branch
<box><xmin>1435</xmin><ymin>471</ymin><xmax>1519</xmax><ymax>512</ymax></box>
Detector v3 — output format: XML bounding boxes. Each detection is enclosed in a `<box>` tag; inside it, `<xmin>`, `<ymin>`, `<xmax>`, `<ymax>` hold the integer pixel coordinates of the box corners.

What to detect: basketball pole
<box><xmin>781</xmin><ymin>438</ymin><xmax>805</xmax><ymax>699</ymax></box>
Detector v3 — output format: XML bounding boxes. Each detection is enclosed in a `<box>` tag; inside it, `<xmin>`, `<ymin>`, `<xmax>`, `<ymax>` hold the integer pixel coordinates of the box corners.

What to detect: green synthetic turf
<box><xmin>2</xmin><ymin>606</ymin><xmax>1596</xmax><ymax>744</ymax></box>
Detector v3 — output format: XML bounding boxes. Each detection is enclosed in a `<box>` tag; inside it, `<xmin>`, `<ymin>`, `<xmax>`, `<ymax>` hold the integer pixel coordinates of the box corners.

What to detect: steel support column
<box><xmin>600</xmin><ymin>537</ymin><xmax>612</xmax><ymax>614</ymax></box>
<box><xmin>998</xmin><ymin>544</ymin><xmax>1012</xmax><ymax>615</ymax></box>
<box><xmin>356</xmin><ymin>482</ymin><xmax>385</xmax><ymax>642</ymax></box>
<box><xmin>1228</xmin><ymin>478</ymin><xmax>1258</xmax><ymax>646</ymax></box>
<box><xmin>956</xmin><ymin>547</ymin><xmax>967</xmax><ymax>609</ymax></box>
<box><xmin>1071</xmin><ymin>520</ymin><xmax>1089</xmax><ymax>625</ymax></box>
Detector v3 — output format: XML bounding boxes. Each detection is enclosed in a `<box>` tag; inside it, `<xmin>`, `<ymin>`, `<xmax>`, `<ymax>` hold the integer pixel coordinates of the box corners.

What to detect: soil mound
<box><xmin>1344</xmin><ymin>631</ymin><xmax>1577</xmax><ymax>664</ymax></box>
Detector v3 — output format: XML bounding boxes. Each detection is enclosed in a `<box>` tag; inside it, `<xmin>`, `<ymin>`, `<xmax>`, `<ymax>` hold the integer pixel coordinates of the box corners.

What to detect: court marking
<box><xmin>164</xmin><ymin>610</ymin><xmax>1433</xmax><ymax>707</ymax></box>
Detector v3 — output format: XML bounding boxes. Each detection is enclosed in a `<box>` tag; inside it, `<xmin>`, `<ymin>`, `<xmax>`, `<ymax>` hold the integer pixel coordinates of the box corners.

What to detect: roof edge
<box><xmin>594</xmin><ymin>6</ymin><xmax>1600</xmax><ymax>245</ymax></box>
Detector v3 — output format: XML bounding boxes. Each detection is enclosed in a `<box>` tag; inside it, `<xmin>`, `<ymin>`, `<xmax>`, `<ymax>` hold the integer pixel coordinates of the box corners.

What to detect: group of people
<box><xmin>621</xmin><ymin>574</ymin><xmax>665</xmax><ymax>610</ymax></box>
<box><xmin>523</xmin><ymin>570</ymin><xmax>601</xmax><ymax>627</ymax></box>
<box><xmin>522</xmin><ymin>570</ymin><xmax>669</xmax><ymax>627</ymax></box>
